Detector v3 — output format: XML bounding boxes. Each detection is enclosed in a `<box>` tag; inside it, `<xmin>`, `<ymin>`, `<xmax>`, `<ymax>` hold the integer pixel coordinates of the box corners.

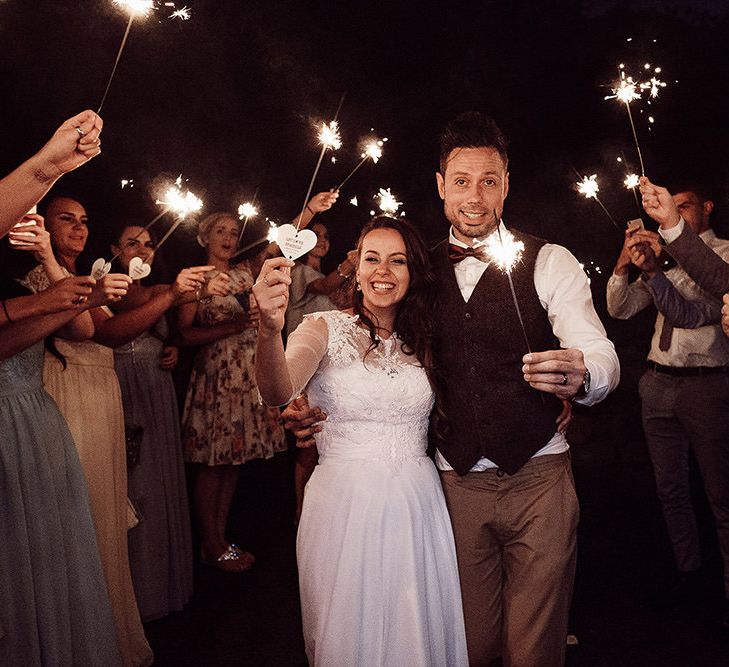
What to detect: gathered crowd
<box><xmin>2</xmin><ymin>109</ymin><xmax>729</xmax><ymax>667</ymax></box>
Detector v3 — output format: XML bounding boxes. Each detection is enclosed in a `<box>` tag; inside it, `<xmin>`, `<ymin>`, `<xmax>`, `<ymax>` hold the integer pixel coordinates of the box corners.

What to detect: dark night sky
<box><xmin>1</xmin><ymin>0</ymin><xmax>729</xmax><ymax>279</ymax></box>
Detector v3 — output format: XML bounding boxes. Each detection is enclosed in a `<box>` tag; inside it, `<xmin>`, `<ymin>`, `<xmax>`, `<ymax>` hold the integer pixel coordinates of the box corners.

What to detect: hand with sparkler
<box><xmin>522</xmin><ymin>348</ymin><xmax>590</xmax><ymax>401</ymax></box>
<box><xmin>293</xmin><ymin>191</ymin><xmax>339</xmax><ymax>230</ymax></box>
<box><xmin>36</xmin><ymin>110</ymin><xmax>103</xmax><ymax>177</ymax></box>
<box><xmin>0</xmin><ymin>111</ymin><xmax>104</xmax><ymax>238</ymax></box>
<box><xmin>638</xmin><ymin>176</ymin><xmax>681</xmax><ymax>230</ymax></box>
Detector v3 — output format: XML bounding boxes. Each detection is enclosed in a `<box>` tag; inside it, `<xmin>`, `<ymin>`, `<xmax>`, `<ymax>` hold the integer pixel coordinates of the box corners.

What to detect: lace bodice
<box><xmin>286</xmin><ymin>310</ymin><xmax>435</xmax><ymax>468</ymax></box>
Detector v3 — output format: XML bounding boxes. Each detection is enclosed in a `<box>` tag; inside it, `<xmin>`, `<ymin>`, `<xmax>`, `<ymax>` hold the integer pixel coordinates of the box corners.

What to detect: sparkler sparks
<box><xmin>237</xmin><ymin>202</ymin><xmax>259</xmax><ymax>246</ymax></box>
<box><xmin>295</xmin><ymin>117</ymin><xmax>343</xmax><ymax>230</ymax></box>
<box><xmin>575</xmin><ymin>174</ymin><xmax>620</xmax><ymax>230</ymax></box>
<box><xmin>318</xmin><ymin>121</ymin><xmax>342</xmax><ymax>150</ymax></box>
<box><xmin>624</xmin><ymin>173</ymin><xmax>640</xmax><ymax>189</ymax></box>
<box><xmin>266</xmin><ymin>220</ymin><xmax>279</xmax><ymax>243</ymax></box>
<box><xmin>238</xmin><ymin>202</ymin><xmax>258</xmax><ymax>220</ymax></box>
<box><xmin>113</xmin><ymin>0</ymin><xmax>155</xmax><ymax>16</ymax></box>
<box><xmin>577</xmin><ymin>174</ymin><xmax>600</xmax><ymax>199</ymax></box>
<box><xmin>485</xmin><ymin>227</ymin><xmax>525</xmax><ymax>274</ymax></box>
<box><xmin>155</xmin><ymin>183</ymin><xmax>203</xmax><ymax>219</ymax></box>
<box><xmin>169</xmin><ymin>5</ymin><xmax>191</xmax><ymax>20</ymax></box>
<box><xmin>335</xmin><ymin>136</ymin><xmax>387</xmax><ymax>191</ymax></box>
<box><xmin>376</xmin><ymin>188</ymin><xmax>402</xmax><ymax>214</ymax></box>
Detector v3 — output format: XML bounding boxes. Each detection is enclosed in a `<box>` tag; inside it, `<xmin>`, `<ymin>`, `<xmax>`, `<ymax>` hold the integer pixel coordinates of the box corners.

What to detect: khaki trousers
<box><xmin>440</xmin><ymin>452</ymin><xmax>579</xmax><ymax>667</ymax></box>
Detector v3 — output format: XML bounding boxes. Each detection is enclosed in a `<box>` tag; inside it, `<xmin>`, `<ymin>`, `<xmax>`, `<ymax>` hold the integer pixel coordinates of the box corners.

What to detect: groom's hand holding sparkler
<box><xmin>639</xmin><ymin>176</ymin><xmax>681</xmax><ymax>230</ymax></box>
<box><xmin>522</xmin><ymin>348</ymin><xmax>588</xmax><ymax>400</ymax></box>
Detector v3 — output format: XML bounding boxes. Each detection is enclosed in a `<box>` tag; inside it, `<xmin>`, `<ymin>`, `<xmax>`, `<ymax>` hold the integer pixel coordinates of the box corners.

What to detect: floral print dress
<box><xmin>182</xmin><ymin>266</ymin><xmax>286</xmax><ymax>466</ymax></box>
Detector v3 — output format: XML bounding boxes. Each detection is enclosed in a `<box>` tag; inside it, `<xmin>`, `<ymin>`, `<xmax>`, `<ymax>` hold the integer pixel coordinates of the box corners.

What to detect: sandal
<box><xmin>201</xmin><ymin>544</ymin><xmax>255</xmax><ymax>572</ymax></box>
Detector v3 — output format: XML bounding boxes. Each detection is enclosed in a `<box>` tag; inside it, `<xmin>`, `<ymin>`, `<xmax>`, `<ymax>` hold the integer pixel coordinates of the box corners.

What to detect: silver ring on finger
<box><xmin>75</xmin><ymin>127</ymin><xmax>85</xmax><ymax>137</ymax></box>
<box><xmin>560</xmin><ymin>373</ymin><xmax>568</xmax><ymax>386</ymax></box>
<box><xmin>263</xmin><ymin>275</ymin><xmax>270</xmax><ymax>286</ymax></box>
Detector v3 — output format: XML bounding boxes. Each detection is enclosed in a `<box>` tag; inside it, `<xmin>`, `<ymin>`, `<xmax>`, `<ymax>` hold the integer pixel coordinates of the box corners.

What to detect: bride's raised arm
<box><xmin>253</xmin><ymin>256</ymin><xmax>328</xmax><ymax>406</ymax></box>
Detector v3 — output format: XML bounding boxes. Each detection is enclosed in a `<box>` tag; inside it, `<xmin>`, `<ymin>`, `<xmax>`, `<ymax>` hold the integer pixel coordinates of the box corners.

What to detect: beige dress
<box><xmin>24</xmin><ymin>266</ymin><xmax>153</xmax><ymax>667</ymax></box>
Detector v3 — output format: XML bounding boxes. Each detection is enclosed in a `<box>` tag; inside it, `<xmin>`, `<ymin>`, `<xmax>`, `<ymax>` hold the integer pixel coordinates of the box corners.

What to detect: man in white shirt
<box><xmin>431</xmin><ymin>112</ymin><xmax>619</xmax><ymax>666</ymax></box>
<box><xmin>634</xmin><ymin>177</ymin><xmax>729</xmax><ymax>629</ymax></box>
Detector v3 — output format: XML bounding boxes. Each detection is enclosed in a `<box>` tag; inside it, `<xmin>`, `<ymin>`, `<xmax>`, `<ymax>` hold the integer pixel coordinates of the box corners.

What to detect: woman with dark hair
<box><xmin>253</xmin><ymin>216</ymin><xmax>468</xmax><ymax>666</ymax></box>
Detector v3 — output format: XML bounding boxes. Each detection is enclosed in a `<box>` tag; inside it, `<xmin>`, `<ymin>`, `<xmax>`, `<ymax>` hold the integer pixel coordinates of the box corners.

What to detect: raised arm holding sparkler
<box><xmin>1</xmin><ymin>110</ymin><xmax>102</xmax><ymax>239</ymax></box>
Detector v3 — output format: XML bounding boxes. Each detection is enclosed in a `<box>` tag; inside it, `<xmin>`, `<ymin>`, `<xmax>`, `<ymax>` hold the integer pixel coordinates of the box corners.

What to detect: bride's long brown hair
<box><xmin>350</xmin><ymin>217</ymin><xmax>447</xmax><ymax>441</ymax></box>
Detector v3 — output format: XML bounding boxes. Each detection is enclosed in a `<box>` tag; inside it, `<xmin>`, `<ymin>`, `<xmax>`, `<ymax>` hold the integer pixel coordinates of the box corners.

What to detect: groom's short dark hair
<box><xmin>438</xmin><ymin>111</ymin><xmax>509</xmax><ymax>174</ymax></box>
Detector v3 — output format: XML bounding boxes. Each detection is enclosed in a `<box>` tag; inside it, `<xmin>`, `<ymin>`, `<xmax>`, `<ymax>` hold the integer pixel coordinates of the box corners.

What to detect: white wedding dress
<box><xmin>285</xmin><ymin>310</ymin><xmax>467</xmax><ymax>667</ymax></box>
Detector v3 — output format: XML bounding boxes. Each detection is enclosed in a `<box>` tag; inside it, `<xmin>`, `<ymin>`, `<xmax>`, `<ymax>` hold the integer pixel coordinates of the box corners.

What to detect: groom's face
<box><xmin>435</xmin><ymin>146</ymin><xmax>509</xmax><ymax>244</ymax></box>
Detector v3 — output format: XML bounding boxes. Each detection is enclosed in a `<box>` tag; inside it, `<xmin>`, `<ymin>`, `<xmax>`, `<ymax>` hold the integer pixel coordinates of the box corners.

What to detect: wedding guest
<box><xmin>179</xmin><ymin>212</ymin><xmax>286</xmax><ymax>572</ymax></box>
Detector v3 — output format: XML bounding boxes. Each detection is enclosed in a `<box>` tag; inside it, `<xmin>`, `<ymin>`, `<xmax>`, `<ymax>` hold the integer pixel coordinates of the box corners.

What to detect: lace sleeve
<box><xmin>285</xmin><ymin>314</ymin><xmax>329</xmax><ymax>398</ymax></box>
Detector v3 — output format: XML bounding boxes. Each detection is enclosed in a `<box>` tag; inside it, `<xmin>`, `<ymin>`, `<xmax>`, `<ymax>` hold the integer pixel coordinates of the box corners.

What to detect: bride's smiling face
<box><xmin>356</xmin><ymin>228</ymin><xmax>410</xmax><ymax>312</ymax></box>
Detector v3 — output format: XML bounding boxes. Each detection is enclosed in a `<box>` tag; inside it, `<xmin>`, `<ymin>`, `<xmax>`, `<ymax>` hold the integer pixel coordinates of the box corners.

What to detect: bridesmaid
<box><xmin>0</xmin><ymin>224</ymin><xmax>122</xmax><ymax>665</ymax></box>
<box><xmin>24</xmin><ymin>194</ymin><xmax>213</xmax><ymax>665</ymax></box>
<box><xmin>178</xmin><ymin>212</ymin><xmax>287</xmax><ymax>571</ymax></box>
<box><xmin>110</xmin><ymin>222</ymin><xmax>209</xmax><ymax>621</ymax></box>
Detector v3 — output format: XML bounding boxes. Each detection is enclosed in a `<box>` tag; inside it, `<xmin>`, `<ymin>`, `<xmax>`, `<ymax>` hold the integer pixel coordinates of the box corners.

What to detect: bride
<box><xmin>253</xmin><ymin>216</ymin><xmax>467</xmax><ymax>666</ymax></box>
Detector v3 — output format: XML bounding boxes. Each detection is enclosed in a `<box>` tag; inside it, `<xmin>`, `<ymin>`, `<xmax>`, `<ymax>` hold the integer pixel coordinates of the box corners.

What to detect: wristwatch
<box><xmin>574</xmin><ymin>368</ymin><xmax>591</xmax><ymax>398</ymax></box>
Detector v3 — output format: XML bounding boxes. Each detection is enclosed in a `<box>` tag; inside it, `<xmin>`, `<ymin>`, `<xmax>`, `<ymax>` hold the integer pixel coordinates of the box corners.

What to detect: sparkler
<box><xmin>295</xmin><ymin>119</ymin><xmax>343</xmax><ymax>230</ymax></box>
<box><xmin>237</xmin><ymin>202</ymin><xmax>259</xmax><ymax>246</ymax></box>
<box><xmin>376</xmin><ymin>188</ymin><xmax>402</xmax><ymax>215</ymax></box>
<box><xmin>334</xmin><ymin>137</ymin><xmax>386</xmax><ymax>192</ymax></box>
<box><xmin>605</xmin><ymin>63</ymin><xmax>666</xmax><ymax>176</ymax></box>
<box><xmin>97</xmin><ymin>1</ymin><xmax>155</xmax><ymax>114</ymax></box>
<box><xmin>149</xmin><ymin>184</ymin><xmax>204</xmax><ymax>256</ymax></box>
<box><xmin>484</xmin><ymin>219</ymin><xmax>531</xmax><ymax>353</ymax></box>
<box><xmin>230</xmin><ymin>220</ymin><xmax>279</xmax><ymax>261</ymax></box>
<box><xmin>169</xmin><ymin>5</ymin><xmax>191</xmax><ymax>20</ymax></box>
<box><xmin>576</xmin><ymin>174</ymin><xmax>620</xmax><ymax>230</ymax></box>
<box><xmin>624</xmin><ymin>172</ymin><xmax>642</xmax><ymax>212</ymax></box>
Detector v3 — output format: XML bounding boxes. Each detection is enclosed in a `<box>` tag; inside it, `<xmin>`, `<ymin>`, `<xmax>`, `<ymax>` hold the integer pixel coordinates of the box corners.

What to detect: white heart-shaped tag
<box><xmin>91</xmin><ymin>257</ymin><xmax>111</xmax><ymax>280</ymax></box>
<box><xmin>275</xmin><ymin>224</ymin><xmax>318</xmax><ymax>260</ymax></box>
<box><xmin>128</xmin><ymin>256</ymin><xmax>152</xmax><ymax>280</ymax></box>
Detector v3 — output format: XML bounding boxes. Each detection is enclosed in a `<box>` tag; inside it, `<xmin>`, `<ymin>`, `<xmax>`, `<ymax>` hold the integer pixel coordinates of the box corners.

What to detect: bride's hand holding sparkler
<box><xmin>639</xmin><ymin>177</ymin><xmax>680</xmax><ymax>229</ymax></box>
<box><xmin>308</xmin><ymin>191</ymin><xmax>339</xmax><ymax>214</ymax></box>
<box><xmin>34</xmin><ymin>111</ymin><xmax>103</xmax><ymax>178</ymax></box>
<box><xmin>252</xmin><ymin>257</ymin><xmax>295</xmax><ymax>333</ymax></box>
<box><xmin>522</xmin><ymin>348</ymin><xmax>588</xmax><ymax>400</ymax></box>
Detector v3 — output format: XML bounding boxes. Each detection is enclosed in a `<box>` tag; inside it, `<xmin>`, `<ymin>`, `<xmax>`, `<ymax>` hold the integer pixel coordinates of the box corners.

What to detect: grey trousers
<box><xmin>639</xmin><ymin>369</ymin><xmax>729</xmax><ymax>596</ymax></box>
<box><xmin>440</xmin><ymin>452</ymin><xmax>579</xmax><ymax>667</ymax></box>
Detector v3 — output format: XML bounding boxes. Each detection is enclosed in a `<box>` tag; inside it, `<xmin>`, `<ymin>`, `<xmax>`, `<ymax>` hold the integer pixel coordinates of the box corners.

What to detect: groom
<box><xmin>286</xmin><ymin>112</ymin><xmax>619</xmax><ymax>666</ymax></box>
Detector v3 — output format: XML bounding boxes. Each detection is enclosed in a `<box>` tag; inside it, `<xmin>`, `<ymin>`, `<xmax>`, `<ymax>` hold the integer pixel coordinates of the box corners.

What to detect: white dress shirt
<box><xmin>436</xmin><ymin>222</ymin><xmax>620</xmax><ymax>472</ymax></box>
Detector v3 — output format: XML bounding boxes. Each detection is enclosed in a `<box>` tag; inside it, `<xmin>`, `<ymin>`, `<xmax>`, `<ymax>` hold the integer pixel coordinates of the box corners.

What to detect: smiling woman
<box><xmin>252</xmin><ymin>216</ymin><xmax>467</xmax><ymax>666</ymax></box>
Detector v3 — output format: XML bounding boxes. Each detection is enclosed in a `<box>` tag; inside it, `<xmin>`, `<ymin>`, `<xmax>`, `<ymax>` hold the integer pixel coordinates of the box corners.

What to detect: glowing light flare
<box><xmin>624</xmin><ymin>173</ymin><xmax>640</xmax><ymax>189</ymax></box>
<box><xmin>350</xmin><ymin>197</ymin><xmax>358</xmax><ymax>207</ymax></box>
<box><xmin>120</xmin><ymin>179</ymin><xmax>134</xmax><ymax>189</ymax></box>
<box><xmin>577</xmin><ymin>175</ymin><xmax>600</xmax><ymax>199</ymax></box>
<box><xmin>156</xmin><ymin>184</ymin><xmax>203</xmax><ymax>219</ymax></box>
<box><xmin>361</xmin><ymin>138</ymin><xmax>385</xmax><ymax>163</ymax></box>
<box><xmin>266</xmin><ymin>221</ymin><xmax>279</xmax><ymax>243</ymax></box>
<box><xmin>113</xmin><ymin>0</ymin><xmax>155</xmax><ymax>17</ymax></box>
<box><xmin>238</xmin><ymin>202</ymin><xmax>258</xmax><ymax>220</ymax></box>
<box><xmin>484</xmin><ymin>228</ymin><xmax>525</xmax><ymax>274</ymax></box>
<box><xmin>170</xmin><ymin>6</ymin><xmax>191</xmax><ymax>20</ymax></box>
<box><xmin>376</xmin><ymin>188</ymin><xmax>402</xmax><ymax>214</ymax></box>
<box><xmin>318</xmin><ymin>121</ymin><xmax>342</xmax><ymax>151</ymax></box>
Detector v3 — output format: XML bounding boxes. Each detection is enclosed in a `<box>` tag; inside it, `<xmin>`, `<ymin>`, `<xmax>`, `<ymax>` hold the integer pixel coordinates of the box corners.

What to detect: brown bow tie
<box><xmin>448</xmin><ymin>243</ymin><xmax>487</xmax><ymax>264</ymax></box>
